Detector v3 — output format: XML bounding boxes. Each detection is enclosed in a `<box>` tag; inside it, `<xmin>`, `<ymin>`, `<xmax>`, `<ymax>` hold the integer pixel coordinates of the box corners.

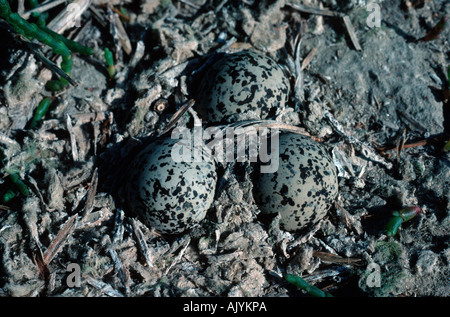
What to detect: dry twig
<box><xmin>165</xmin><ymin>236</ymin><xmax>191</xmax><ymax>275</ymax></box>
<box><xmin>66</xmin><ymin>114</ymin><xmax>79</xmax><ymax>162</ymax></box>
<box><xmin>301</xmin><ymin>47</ymin><xmax>317</xmax><ymax>70</ymax></box>
<box><xmin>112</xmin><ymin>209</ymin><xmax>125</xmax><ymax>244</ymax></box>
<box><xmin>81</xmin><ymin>167</ymin><xmax>98</xmax><ymax>221</ymax></box>
<box><xmin>131</xmin><ymin>218</ymin><xmax>154</xmax><ymax>268</ymax></box>
<box><xmin>286</xmin><ymin>3</ymin><xmax>362</xmax><ymax>51</ymax></box>
<box><xmin>108</xmin><ymin>247</ymin><xmax>130</xmax><ymax>292</ymax></box>
<box><xmin>342</xmin><ymin>15</ymin><xmax>362</xmax><ymax>51</ymax></box>
<box><xmin>43</xmin><ymin>214</ymin><xmax>78</xmax><ymax>265</ymax></box>
<box><xmin>85</xmin><ymin>275</ymin><xmax>124</xmax><ymax>297</ymax></box>
<box><xmin>21</xmin><ymin>0</ymin><xmax>66</xmax><ymax>20</ymax></box>
<box><xmin>109</xmin><ymin>5</ymin><xmax>132</xmax><ymax>55</ymax></box>
<box><xmin>293</xmin><ymin>36</ymin><xmax>304</xmax><ymax>111</ymax></box>
<box><xmin>46</xmin><ymin>0</ymin><xmax>92</xmax><ymax>34</ymax></box>
<box><xmin>160</xmin><ymin>99</ymin><xmax>196</xmax><ymax>135</ymax></box>
<box><xmin>313</xmin><ymin>251</ymin><xmax>364</xmax><ymax>266</ymax></box>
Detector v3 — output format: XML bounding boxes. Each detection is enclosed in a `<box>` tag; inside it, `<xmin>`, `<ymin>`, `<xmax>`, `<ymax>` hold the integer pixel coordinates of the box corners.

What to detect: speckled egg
<box><xmin>195</xmin><ymin>50</ymin><xmax>290</xmax><ymax>123</ymax></box>
<box><xmin>125</xmin><ymin>137</ymin><xmax>217</xmax><ymax>234</ymax></box>
<box><xmin>253</xmin><ymin>132</ymin><xmax>338</xmax><ymax>232</ymax></box>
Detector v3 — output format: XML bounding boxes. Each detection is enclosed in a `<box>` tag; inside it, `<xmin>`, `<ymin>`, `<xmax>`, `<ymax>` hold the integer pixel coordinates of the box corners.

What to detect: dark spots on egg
<box><xmin>125</xmin><ymin>137</ymin><xmax>217</xmax><ymax>235</ymax></box>
<box><xmin>152</xmin><ymin>179</ymin><xmax>170</xmax><ymax>198</ymax></box>
<box><xmin>195</xmin><ymin>50</ymin><xmax>290</xmax><ymax>123</ymax></box>
<box><xmin>172</xmin><ymin>186</ymin><xmax>182</xmax><ymax>196</ymax></box>
<box><xmin>281</xmin><ymin>196</ymin><xmax>295</xmax><ymax>207</ymax></box>
<box><xmin>253</xmin><ymin>132</ymin><xmax>338</xmax><ymax>232</ymax></box>
<box><xmin>280</xmin><ymin>184</ymin><xmax>289</xmax><ymax>195</ymax></box>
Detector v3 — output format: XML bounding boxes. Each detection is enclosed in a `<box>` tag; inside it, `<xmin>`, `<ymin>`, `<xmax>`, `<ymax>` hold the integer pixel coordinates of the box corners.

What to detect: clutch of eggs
<box><xmin>195</xmin><ymin>49</ymin><xmax>338</xmax><ymax>231</ymax></box>
<box><xmin>124</xmin><ymin>50</ymin><xmax>338</xmax><ymax>234</ymax></box>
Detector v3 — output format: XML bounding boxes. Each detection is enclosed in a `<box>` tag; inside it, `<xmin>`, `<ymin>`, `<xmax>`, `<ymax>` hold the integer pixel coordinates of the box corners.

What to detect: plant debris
<box><xmin>0</xmin><ymin>0</ymin><xmax>449</xmax><ymax>298</ymax></box>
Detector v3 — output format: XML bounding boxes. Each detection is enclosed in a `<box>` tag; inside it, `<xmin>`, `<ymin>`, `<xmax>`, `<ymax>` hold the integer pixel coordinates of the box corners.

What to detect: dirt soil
<box><xmin>0</xmin><ymin>0</ymin><xmax>449</xmax><ymax>297</ymax></box>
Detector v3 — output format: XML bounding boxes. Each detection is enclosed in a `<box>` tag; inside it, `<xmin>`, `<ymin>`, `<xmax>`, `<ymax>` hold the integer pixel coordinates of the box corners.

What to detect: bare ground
<box><xmin>0</xmin><ymin>0</ymin><xmax>449</xmax><ymax>297</ymax></box>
